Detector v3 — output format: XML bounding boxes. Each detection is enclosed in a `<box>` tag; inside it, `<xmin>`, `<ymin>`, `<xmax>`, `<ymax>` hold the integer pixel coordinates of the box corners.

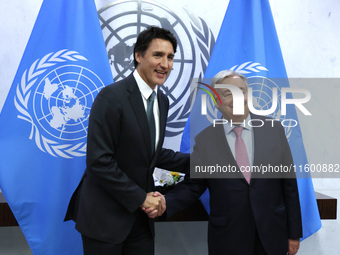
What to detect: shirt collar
<box><xmin>223</xmin><ymin>114</ymin><xmax>252</xmax><ymax>135</ymax></box>
<box><xmin>133</xmin><ymin>70</ymin><xmax>157</xmax><ymax>100</ymax></box>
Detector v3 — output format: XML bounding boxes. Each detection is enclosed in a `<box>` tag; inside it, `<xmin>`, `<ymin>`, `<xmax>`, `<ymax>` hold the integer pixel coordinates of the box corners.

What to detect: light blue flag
<box><xmin>0</xmin><ymin>0</ymin><xmax>113</xmax><ymax>254</ymax></box>
<box><xmin>181</xmin><ymin>0</ymin><xmax>321</xmax><ymax>240</ymax></box>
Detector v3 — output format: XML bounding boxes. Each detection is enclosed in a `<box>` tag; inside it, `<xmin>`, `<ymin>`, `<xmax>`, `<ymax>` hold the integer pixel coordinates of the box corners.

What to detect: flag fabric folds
<box><xmin>0</xmin><ymin>0</ymin><xmax>113</xmax><ymax>254</ymax></box>
<box><xmin>180</xmin><ymin>0</ymin><xmax>321</xmax><ymax>240</ymax></box>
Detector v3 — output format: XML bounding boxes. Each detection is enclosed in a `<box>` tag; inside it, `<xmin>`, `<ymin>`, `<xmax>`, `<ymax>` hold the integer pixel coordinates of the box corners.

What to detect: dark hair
<box><xmin>133</xmin><ymin>26</ymin><xmax>177</xmax><ymax>68</ymax></box>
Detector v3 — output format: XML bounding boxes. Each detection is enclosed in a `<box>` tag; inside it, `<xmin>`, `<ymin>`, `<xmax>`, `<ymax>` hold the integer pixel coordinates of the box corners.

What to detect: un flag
<box><xmin>0</xmin><ymin>0</ymin><xmax>113</xmax><ymax>254</ymax></box>
<box><xmin>181</xmin><ymin>0</ymin><xmax>321</xmax><ymax>241</ymax></box>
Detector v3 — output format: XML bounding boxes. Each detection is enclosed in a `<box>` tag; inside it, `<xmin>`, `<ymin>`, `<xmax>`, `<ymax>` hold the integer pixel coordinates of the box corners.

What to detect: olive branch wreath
<box><xmin>14</xmin><ymin>49</ymin><xmax>89</xmax><ymax>159</ymax></box>
<box><xmin>165</xmin><ymin>15</ymin><xmax>216</xmax><ymax>136</ymax></box>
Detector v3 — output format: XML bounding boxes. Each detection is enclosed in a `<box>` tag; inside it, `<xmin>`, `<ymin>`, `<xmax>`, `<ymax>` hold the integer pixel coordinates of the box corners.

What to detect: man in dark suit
<box><xmin>64</xmin><ymin>26</ymin><xmax>189</xmax><ymax>255</ymax></box>
<box><xmin>154</xmin><ymin>70</ymin><xmax>302</xmax><ymax>255</ymax></box>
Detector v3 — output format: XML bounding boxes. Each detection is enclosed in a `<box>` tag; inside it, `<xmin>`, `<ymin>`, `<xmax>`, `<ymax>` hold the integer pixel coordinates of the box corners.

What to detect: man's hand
<box><xmin>288</xmin><ymin>238</ymin><xmax>300</xmax><ymax>255</ymax></box>
<box><xmin>142</xmin><ymin>192</ymin><xmax>166</xmax><ymax>218</ymax></box>
<box><xmin>141</xmin><ymin>192</ymin><xmax>161</xmax><ymax>211</ymax></box>
<box><xmin>153</xmin><ymin>191</ymin><xmax>166</xmax><ymax>216</ymax></box>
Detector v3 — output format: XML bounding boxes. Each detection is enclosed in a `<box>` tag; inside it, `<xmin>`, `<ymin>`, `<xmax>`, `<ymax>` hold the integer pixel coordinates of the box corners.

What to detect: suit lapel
<box><xmin>212</xmin><ymin>124</ymin><xmax>247</xmax><ymax>184</ymax></box>
<box><xmin>126</xmin><ymin>74</ymin><xmax>153</xmax><ymax>159</ymax></box>
<box><xmin>250</xmin><ymin>114</ymin><xmax>266</xmax><ymax>182</ymax></box>
<box><xmin>157</xmin><ymin>89</ymin><xmax>167</xmax><ymax>151</ymax></box>
<box><xmin>213</xmin><ymin>124</ymin><xmax>234</xmax><ymax>162</ymax></box>
<box><xmin>149</xmin><ymin>88</ymin><xmax>168</xmax><ymax>166</ymax></box>
<box><xmin>214</xmin><ymin>114</ymin><xmax>269</xmax><ymax>185</ymax></box>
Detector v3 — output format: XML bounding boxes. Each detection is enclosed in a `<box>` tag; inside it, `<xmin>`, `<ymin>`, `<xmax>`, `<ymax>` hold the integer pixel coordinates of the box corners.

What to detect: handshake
<box><xmin>140</xmin><ymin>191</ymin><xmax>166</xmax><ymax>219</ymax></box>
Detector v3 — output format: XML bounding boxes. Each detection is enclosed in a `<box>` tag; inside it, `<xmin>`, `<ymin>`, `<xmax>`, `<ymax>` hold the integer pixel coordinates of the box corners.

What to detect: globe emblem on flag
<box><xmin>248</xmin><ymin>76</ymin><xmax>285</xmax><ymax>121</ymax></box>
<box><xmin>33</xmin><ymin>65</ymin><xmax>103</xmax><ymax>141</ymax></box>
<box><xmin>201</xmin><ymin>62</ymin><xmax>292</xmax><ymax>139</ymax></box>
<box><xmin>248</xmin><ymin>76</ymin><xmax>292</xmax><ymax>139</ymax></box>
<box><xmin>14</xmin><ymin>50</ymin><xmax>105</xmax><ymax>158</ymax></box>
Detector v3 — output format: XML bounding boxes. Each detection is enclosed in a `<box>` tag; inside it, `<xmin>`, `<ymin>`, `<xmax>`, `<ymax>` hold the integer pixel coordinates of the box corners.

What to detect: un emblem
<box><xmin>98</xmin><ymin>0</ymin><xmax>215</xmax><ymax>137</ymax></box>
<box><xmin>231</xmin><ymin>62</ymin><xmax>292</xmax><ymax>138</ymax></box>
<box><xmin>14</xmin><ymin>50</ymin><xmax>105</xmax><ymax>158</ymax></box>
<box><xmin>203</xmin><ymin>62</ymin><xmax>292</xmax><ymax>139</ymax></box>
<box><xmin>247</xmin><ymin>76</ymin><xmax>292</xmax><ymax>139</ymax></box>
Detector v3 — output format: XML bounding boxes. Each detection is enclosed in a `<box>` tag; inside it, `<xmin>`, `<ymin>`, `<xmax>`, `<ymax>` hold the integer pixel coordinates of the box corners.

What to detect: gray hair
<box><xmin>210</xmin><ymin>70</ymin><xmax>248</xmax><ymax>90</ymax></box>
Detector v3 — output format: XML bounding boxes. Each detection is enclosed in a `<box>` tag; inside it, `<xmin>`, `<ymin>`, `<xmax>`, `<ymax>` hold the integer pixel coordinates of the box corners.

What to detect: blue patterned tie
<box><xmin>146</xmin><ymin>91</ymin><xmax>156</xmax><ymax>156</ymax></box>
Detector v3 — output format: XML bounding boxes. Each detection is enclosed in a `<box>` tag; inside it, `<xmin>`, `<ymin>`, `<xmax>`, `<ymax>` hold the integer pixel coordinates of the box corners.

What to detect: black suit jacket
<box><xmin>165</xmin><ymin>114</ymin><xmax>302</xmax><ymax>255</ymax></box>
<box><xmin>65</xmin><ymin>74</ymin><xmax>189</xmax><ymax>243</ymax></box>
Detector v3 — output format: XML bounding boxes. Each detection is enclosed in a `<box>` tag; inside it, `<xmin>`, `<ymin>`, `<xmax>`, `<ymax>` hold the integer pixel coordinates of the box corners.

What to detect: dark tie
<box><xmin>146</xmin><ymin>91</ymin><xmax>156</xmax><ymax>156</ymax></box>
<box><xmin>233</xmin><ymin>126</ymin><xmax>251</xmax><ymax>183</ymax></box>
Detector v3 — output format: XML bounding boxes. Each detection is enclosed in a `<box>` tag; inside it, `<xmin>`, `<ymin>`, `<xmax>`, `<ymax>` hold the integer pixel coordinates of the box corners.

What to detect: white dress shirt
<box><xmin>222</xmin><ymin>114</ymin><xmax>254</xmax><ymax>167</ymax></box>
<box><xmin>133</xmin><ymin>70</ymin><xmax>160</xmax><ymax>150</ymax></box>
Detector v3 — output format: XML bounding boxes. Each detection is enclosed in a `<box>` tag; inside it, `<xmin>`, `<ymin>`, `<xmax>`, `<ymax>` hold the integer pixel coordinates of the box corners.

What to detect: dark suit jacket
<box><xmin>65</xmin><ymin>73</ymin><xmax>189</xmax><ymax>243</ymax></box>
<box><xmin>165</xmin><ymin>114</ymin><xmax>302</xmax><ymax>255</ymax></box>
